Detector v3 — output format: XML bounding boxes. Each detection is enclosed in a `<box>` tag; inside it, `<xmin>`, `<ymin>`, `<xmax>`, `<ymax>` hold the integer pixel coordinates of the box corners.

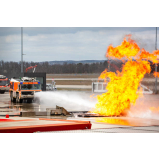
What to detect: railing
<box><xmin>92</xmin><ymin>82</ymin><xmax>153</xmax><ymax>94</ymax></box>
<box><xmin>92</xmin><ymin>82</ymin><xmax>108</xmax><ymax>93</ymax></box>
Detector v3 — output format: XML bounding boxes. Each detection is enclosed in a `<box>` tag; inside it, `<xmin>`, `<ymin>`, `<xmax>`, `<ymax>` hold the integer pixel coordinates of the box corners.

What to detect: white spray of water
<box><xmin>35</xmin><ymin>91</ymin><xmax>97</xmax><ymax>111</ymax></box>
<box><xmin>35</xmin><ymin>91</ymin><xmax>159</xmax><ymax>120</ymax></box>
<box><xmin>127</xmin><ymin>109</ymin><xmax>159</xmax><ymax>120</ymax></box>
<box><xmin>126</xmin><ymin>94</ymin><xmax>159</xmax><ymax>120</ymax></box>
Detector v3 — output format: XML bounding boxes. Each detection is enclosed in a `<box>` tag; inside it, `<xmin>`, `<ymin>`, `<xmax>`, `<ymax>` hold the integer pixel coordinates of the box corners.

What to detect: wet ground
<box><xmin>0</xmin><ymin>92</ymin><xmax>40</xmax><ymax>115</ymax></box>
<box><xmin>0</xmin><ymin>92</ymin><xmax>159</xmax><ymax>133</ymax></box>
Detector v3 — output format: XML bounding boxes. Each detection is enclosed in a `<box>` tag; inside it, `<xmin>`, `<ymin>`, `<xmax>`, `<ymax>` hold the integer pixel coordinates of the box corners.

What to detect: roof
<box><xmin>10</xmin><ymin>77</ymin><xmax>39</xmax><ymax>83</ymax></box>
<box><xmin>0</xmin><ymin>75</ymin><xmax>7</xmax><ymax>79</ymax></box>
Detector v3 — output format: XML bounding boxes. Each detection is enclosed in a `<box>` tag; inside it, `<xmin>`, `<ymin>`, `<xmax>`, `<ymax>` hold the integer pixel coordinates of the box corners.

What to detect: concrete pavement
<box><xmin>0</xmin><ymin>92</ymin><xmax>159</xmax><ymax>133</ymax></box>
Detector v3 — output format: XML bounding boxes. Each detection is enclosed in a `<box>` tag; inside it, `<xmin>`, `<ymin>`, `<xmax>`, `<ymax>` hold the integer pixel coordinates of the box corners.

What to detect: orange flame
<box><xmin>96</xmin><ymin>118</ymin><xmax>132</xmax><ymax>126</ymax></box>
<box><xmin>139</xmin><ymin>49</ymin><xmax>159</xmax><ymax>63</ymax></box>
<box><xmin>153</xmin><ymin>71</ymin><xmax>159</xmax><ymax>78</ymax></box>
<box><xmin>92</xmin><ymin>35</ymin><xmax>159</xmax><ymax>116</ymax></box>
<box><xmin>107</xmin><ymin>35</ymin><xmax>140</xmax><ymax>59</ymax></box>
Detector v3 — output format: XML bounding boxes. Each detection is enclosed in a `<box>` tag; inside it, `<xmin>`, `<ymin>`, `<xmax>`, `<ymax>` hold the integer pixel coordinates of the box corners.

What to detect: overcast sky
<box><xmin>0</xmin><ymin>27</ymin><xmax>159</xmax><ymax>62</ymax></box>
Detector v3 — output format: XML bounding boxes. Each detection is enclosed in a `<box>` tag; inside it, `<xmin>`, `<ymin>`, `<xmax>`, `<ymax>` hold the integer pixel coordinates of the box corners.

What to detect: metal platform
<box><xmin>0</xmin><ymin>117</ymin><xmax>91</xmax><ymax>133</ymax></box>
<box><xmin>92</xmin><ymin>82</ymin><xmax>153</xmax><ymax>94</ymax></box>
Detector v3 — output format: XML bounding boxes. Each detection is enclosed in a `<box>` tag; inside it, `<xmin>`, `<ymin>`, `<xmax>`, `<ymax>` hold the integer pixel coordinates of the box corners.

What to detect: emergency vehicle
<box><xmin>9</xmin><ymin>77</ymin><xmax>42</xmax><ymax>103</ymax></box>
<box><xmin>0</xmin><ymin>75</ymin><xmax>10</xmax><ymax>94</ymax></box>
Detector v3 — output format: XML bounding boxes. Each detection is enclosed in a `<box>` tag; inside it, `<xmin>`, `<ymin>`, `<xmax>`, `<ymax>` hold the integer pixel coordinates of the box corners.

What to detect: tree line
<box><xmin>0</xmin><ymin>60</ymin><xmax>158</xmax><ymax>75</ymax></box>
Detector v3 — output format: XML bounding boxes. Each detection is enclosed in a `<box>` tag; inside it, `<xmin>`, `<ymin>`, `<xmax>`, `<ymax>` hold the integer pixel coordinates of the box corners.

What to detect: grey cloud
<box><xmin>0</xmin><ymin>27</ymin><xmax>158</xmax><ymax>36</ymax></box>
<box><xmin>0</xmin><ymin>27</ymin><xmax>159</xmax><ymax>62</ymax></box>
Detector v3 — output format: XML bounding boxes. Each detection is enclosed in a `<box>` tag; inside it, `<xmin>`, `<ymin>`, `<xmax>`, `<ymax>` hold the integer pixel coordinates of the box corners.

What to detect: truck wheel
<box><xmin>10</xmin><ymin>92</ymin><xmax>13</xmax><ymax>102</ymax></box>
<box><xmin>11</xmin><ymin>92</ymin><xmax>16</xmax><ymax>102</ymax></box>
<box><xmin>16</xmin><ymin>94</ymin><xmax>23</xmax><ymax>103</ymax></box>
<box><xmin>13</xmin><ymin>97</ymin><xmax>16</xmax><ymax>102</ymax></box>
<box><xmin>16</xmin><ymin>94</ymin><xmax>20</xmax><ymax>103</ymax></box>
<box><xmin>27</xmin><ymin>98</ymin><xmax>33</xmax><ymax>103</ymax></box>
<box><xmin>0</xmin><ymin>90</ymin><xmax>5</xmax><ymax>94</ymax></box>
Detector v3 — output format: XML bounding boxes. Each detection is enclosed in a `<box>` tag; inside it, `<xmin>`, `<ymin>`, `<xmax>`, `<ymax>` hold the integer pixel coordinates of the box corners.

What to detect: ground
<box><xmin>0</xmin><ymin>91</ymin><xmax>159</xmax><ymax>133</ymax></box>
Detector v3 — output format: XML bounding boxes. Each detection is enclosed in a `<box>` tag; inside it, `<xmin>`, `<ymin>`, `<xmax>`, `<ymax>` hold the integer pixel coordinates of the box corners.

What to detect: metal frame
<box><xmin>92</xmin><ymin>82</ymin><xmax>108</xmax><ymax>93</ymax></box>
<box><xmin>92</xmin><ymin>82</ymin><xmax>153</xmax><ymax>94</ymax></box>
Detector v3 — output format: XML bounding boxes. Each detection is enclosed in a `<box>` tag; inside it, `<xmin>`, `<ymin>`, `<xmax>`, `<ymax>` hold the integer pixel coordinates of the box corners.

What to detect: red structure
<box><xmin>0</xmin><ymin>118</ymin><xmax>92</xmax><ymax>133</ymax></box>
<box><xmin>26</xmin><ymin>65</ymin><xmax>37</xmax><ymax>72</ymax></box>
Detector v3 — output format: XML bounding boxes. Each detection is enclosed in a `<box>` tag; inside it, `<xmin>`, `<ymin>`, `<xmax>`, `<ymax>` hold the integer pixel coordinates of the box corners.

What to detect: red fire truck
<box><xmin>9</xmin><ymin>77</ymin><xmax>42</xmax><ymax>103</ymax></box>
<box><xmin>0</xmin><ymin>75</ymin><xmax>10</xmax><ymax>94</ymax></box>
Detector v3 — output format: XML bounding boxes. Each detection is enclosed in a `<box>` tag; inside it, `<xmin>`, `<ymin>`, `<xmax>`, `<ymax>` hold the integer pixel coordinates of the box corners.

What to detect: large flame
<box><xmin>92</xmin><ymin>35</ymin><xmax>159</xmax><ymax>116</ymax></box>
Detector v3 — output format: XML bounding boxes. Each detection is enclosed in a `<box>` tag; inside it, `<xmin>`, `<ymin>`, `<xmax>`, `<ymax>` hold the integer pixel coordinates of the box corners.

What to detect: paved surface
<box><xmin>42</xmin><ymin>127</ymin><xmax>159</xmax><ymax>133</ymax></box>
<box><xmin>0</xmin><ymin>92</ymin><xmax>159</xmax><ymax>133</ymax></box>
<box><xmin>47</xmin><ymin>78</ymin><xmax>99</xmax><ymax>81</ymax></box>
<box><xmin>46</xmin><ymin>78</ymin><xmax>159</xmax><ymax>82</ymax></box>
<box><xmin>56</xmin><ymin>85</ymin><xmax>91</xmax><ymax>89</ymax></box>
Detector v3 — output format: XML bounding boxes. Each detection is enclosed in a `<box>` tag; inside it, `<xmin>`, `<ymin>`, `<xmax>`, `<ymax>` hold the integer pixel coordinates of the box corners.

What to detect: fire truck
<box><xmin>9</xmin><ymin>77</ymin><xmax>42</xmax><ymax>103</ymax></box>
<box><xmin>0</xmin><ymin>75</ymin><xmax>10</xmax><ymax>94</ymax></box>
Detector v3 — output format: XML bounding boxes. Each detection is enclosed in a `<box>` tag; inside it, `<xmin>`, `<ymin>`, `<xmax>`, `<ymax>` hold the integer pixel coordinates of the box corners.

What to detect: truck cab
<box><xmin>0</xmin><ymin>75</ymin><xmax>10</xmax><ymax>94</ymax></box>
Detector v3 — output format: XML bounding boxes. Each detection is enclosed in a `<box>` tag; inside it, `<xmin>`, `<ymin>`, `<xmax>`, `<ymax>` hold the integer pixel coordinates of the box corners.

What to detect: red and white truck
<box><xmin>0</xmin><ymin>75</ymin><xmax>10</xmax><ymax>94</ymax></box>
<box><xmin>9</xmin><ymin>77</ymin><xmax>42</xmax><ymax>103</ymax></box>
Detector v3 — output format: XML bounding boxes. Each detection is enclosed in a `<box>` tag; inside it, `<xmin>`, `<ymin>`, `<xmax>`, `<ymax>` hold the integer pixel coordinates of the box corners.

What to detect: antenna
<box><xmin>155</xmin><ymin>27</ymin><xmax>158</xmax><ymax>93</ymax></box>
<box><xmin>21</xmin><ymin>27</ymin><xmax>23</xmax><ymax>73</ymax></box>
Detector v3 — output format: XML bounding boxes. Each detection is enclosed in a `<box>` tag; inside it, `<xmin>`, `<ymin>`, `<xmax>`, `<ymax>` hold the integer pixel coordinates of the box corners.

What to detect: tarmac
<box><xmin>0</xmin><ymin>92</ymin><xmax>159</xmax><ymax>133</ymax></box>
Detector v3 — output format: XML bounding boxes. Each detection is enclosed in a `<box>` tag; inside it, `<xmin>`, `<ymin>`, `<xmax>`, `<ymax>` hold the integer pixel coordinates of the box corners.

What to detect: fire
<box><xmin>107</xmin><ymin>35</ymin><xmax>140</xmax><ymax>59</ymax></box>
<box><xmin>96</xmin><ymin>118</ymin><xmax>132</xmax><ymax>126</ymax></box>
<box><xmin>153</xmin><ymin>71</ymin><xmax>159</xmax><ymax>78</ymax></box>
<box><xmin>92</xmin><ymin>35</ymin><xmax>159</xmax><ymax>116</ymax></box>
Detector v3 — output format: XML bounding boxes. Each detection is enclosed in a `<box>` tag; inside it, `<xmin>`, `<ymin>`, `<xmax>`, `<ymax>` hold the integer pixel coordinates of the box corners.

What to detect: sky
<box><xmin>0</xmin><ymin>27</ymin><xmax>159</xmax><ymax>62</ymax></box>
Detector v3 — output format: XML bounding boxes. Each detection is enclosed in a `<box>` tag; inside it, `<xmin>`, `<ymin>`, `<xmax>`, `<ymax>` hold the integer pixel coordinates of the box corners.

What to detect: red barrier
<box><xmin>0</xmin><ymin>118</ymin><xmax>92</xmax><ymax>133</ymax></box>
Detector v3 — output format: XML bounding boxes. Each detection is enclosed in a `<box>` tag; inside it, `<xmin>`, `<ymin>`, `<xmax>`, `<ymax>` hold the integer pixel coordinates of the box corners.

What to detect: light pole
<box><xmin>108</xmin><ymin>59</ymin><xmax>110</xmax><ymax>72</ymax></box>
<box><xmin>155</xmin><ymin>27</ymin><xmax>158</xmax><ymax>93</ymax></box>
<box><xmin>21</xmin><ymin>27</ymin><xmax>26</xmax><ymax>73</ymax></box>
<box><xmin>21</xmin><ymin>27</ymin><xmax>23</xmax><ymax>73</ymax></box>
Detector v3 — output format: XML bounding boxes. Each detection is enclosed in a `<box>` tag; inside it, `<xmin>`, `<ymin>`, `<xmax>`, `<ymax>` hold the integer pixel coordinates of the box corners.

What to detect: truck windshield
<box><xmin>0</xmin><ymin>80</ymin><xmax>7</xmax><ymax>86</ymax></box>
<box><xmin>21</xmin><ymin>84</ymin><xmax>41</xmax><ymax>90</ymax></box>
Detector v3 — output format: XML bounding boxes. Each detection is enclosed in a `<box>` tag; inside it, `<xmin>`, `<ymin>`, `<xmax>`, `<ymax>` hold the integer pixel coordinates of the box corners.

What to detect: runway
<box><xmin>0</xmin><ymin>92</ymin><xmax>159</xmax><ymax>133</ymax></box>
